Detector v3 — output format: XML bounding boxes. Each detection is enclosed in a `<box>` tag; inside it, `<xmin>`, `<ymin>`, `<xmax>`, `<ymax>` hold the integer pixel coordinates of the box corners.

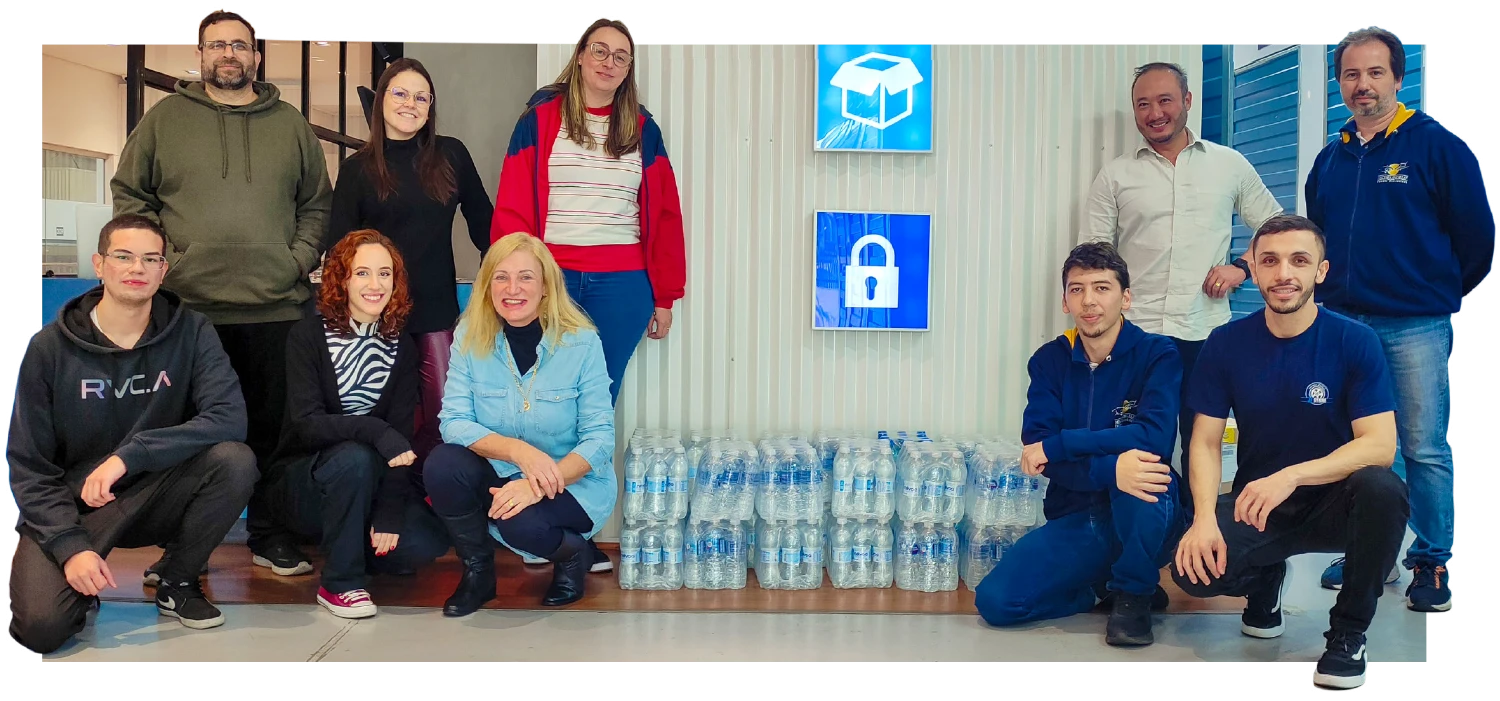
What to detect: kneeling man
<box><xmin>976</xmin><ymin>242</ymin><xmax>1184</xmax><ymax>646</ymax></box>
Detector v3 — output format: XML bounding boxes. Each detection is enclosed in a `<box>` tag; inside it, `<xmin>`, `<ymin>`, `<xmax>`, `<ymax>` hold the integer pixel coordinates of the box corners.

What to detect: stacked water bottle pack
<box><xmin>891</xmin><ymin>439</ymin><xmax>968</xmax><ymax>592</ymax></box>
<box><xmin>822</xmin><ymin>436</ymin><xmax>897</xmax><ymax>588</ymax></box>
<box><xmin>618</xmin><ymin>429</ymin><xmax>688</xmax><ymax>591</ymax></box>
<box><xmin>959</xmin><ymin>440</ymin><xmax>1048</xmax><ymax>590</ymax></box>
<box><xmin>683</xmin><ymin>436</ymin><xmax>756</xmax><ymax>589</ymax></box>
<box><xmin>752</xmin><ymin>436</ymin><xmax>828</xmax><ymax>590</ymax></box>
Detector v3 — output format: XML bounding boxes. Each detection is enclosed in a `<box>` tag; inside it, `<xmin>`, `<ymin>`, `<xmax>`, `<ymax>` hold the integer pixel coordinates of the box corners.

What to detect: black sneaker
<box><xmin>589</xmin><ymin>541</ymin><xmax>613</xmax><ymax>574</ymax></box>
<box><xmin>1093</xmin><ymin>583</ymin><xmax>1169</xmax><ymax>611</ymax></box>
<box><xmin>1105</xmin><ymin>592</ymin><xmax>1154</xmax><ymax>646</ymax></box>
<box><xmin>250</xmin><ymin>541</ymin><xmax>313</xmax><ymax>577</ymax></box>
<box><xmin>1241</xmin><ymin>561</ymin><xmax>1288</xmax><ymax>639</ymax></box>
<box><xmin>143</xmin><ymin>556</ymin><xmax>210</xmax><ymax>587</ymax></box>
<box><xmin>156</xmin><ymin>580</ymin><xmax>226</xmax><ymax>630</ymax></box>
<box><xmin>1313</xmin><ymin>630</ymin><xmax>1367</xmax><ymax>689</ymax></box>
<box><xmin>1406</xmin><ymin>564</ymin><xmax>1452</xmax><ymax>612</ymax></box>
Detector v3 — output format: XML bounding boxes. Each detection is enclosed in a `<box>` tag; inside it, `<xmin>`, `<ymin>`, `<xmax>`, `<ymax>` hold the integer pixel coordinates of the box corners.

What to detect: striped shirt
<box><xmin>327</xmin><ymin>321</ymin><xmax>396</xmax><ymax>416</ymax></box>
<box><xmin>545</xmin><ymin>111</ymin><xmax>643</xmax><ymax>247</ymax></box>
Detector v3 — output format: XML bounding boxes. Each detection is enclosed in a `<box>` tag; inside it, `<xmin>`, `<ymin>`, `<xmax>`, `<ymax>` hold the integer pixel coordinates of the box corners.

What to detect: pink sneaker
<box><xmin>317</xmin><ymin>587</ymin><xmax>377</xmax><ymax>619</ymax></box>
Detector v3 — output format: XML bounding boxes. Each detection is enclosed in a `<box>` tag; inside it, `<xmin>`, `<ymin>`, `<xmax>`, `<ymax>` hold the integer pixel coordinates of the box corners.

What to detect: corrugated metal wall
<box><xmin>537</xmin><ymin>44</ymin><xmax>1201</xmax><ymax>537</ymax></box>
<box><xmin>1228</xmin><ymin>48</ymin><xmax>1301</xmax><ymax>321</ymax></box>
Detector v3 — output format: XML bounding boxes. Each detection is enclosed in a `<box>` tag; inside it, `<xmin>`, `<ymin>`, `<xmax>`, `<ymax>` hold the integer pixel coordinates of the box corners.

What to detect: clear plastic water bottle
<box><xmin>645</xmin><ymin>449</ymin><xmax>670</xmax><ymax>521</ymax></box>
<box><xmin>897</xmin><ymin>450</ymin><xmax>920</xmax><ymax>521</ymax></box>
<box><xmin>944</xmin><ymin>450</ymin><xmax>968</xmax><ymax>523</ymax></box>
<box><xmin>829</xmin><ymin>519</ymin><xmax>853</xmax><ymax>588</ymax></box>
<box><xmin>727</xmin><ymin>521</ymin><xmax>747</xmax><ymax>589</ymax></box>
<box><xmin>874</xmin><ymin>444</ymin><xmax>896</xmax><ymax>520</ymax></box>
<box><xmin>895</xmin><ymin>520</ymin><xmax>918</xmax><ymax>590</ymax></box>
<box><xmin>801</xmin><ymin>521</ymin><xmax>824</xmax><ymax>588</ymax></box>
<box><xmin>683</xmin><ymin>521</ymin><xmax>703</xmax><ymax>589</ymax></box>
<box><xmin>920</xmin><ymin>450</ymin><xmax>944</xmax><ymax>522</ymax></box>
<box><xmin>671</xmin><ymin>447</ymin><xmax>690</xmax><ymax>520</ymax></box>
<box><xmin>872</xmin><ymin>521</ymin><xmax>894</xmax><ymax>588</ymax></box>
<box><xmin>757</xmin><ymin>520</ymin><xmax>780</xmax><ymax>589</ymax></box>
<box><xmin>937</xmin><ymin>523</ymin><xmax>958</xmax><ymax>591</ymax></box>
<box><xmin>618</xmin><ymin>522</ymin><xmax>640</xmax><ymax>589</ymax></box>
<box><xmin>640</xmin><ymin>524</ymin><xmax>663</xmax><ymax>589</ymax></box>
<box><xmin>852</xmin><ymin>520</ymin><xmax>874</xmax><ymax>587</ymax></box>
<box><xmin>624</xmin><ymin>451</ymin><xmax>646</xmax><ymax>521</ymax></box>
<box><xmin>663</xmin><ymin>524</ymin><xmax>683</xmax><ymax>589</ymax></box>
<box><xmin>832</xmin><ymin>447</ymin><xmax>855</xmax><ymax>517</ymax></box>
<box><xmin>1018</xmin><ymin>472</ymin><xmax>1040</xmax><ymax>526</ymax></box>
<box><xmin>779</xmin><ymin>521</ymin><xmax>801</xmax><ymax>587</ymax></box>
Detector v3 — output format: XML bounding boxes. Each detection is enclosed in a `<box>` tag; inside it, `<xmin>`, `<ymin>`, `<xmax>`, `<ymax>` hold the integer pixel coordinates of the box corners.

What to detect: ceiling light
<box><xmin>316</xmin><ymin>41</ymin><xmax>330</xmax><ymax>46</ymax></box>
<box><xmin>312</xmin><ymin>57</ymin><xmax>325</xmax><ymax>62</ymax></box>
<box><xmin>187</xmin><ymin>69</ymin><xmax>200</xmax><ymax>75</ymax></box>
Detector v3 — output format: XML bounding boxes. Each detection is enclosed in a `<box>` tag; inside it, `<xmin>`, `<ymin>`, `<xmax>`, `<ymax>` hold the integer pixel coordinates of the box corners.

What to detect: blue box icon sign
<box><xmin>815</xmin><ymin>45</ymin><xmax>934</xmax><ymax>152</ymax></box>
<box><xmin>813</xmin><ymin>211</ymin><xmax>932</xmax><ymax>331</ymax></box>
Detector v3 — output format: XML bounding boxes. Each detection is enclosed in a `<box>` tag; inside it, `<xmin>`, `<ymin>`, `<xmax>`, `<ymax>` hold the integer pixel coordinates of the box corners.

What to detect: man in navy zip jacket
<box><xmin>975</xmin><ymin>242</ymin><xmax>1184</xmax><ymax>647</ymax></box>
<box><xmin>1305</xmin><ymin>27</ymin><xmax>1494</xmax><ymax>610</ymax></box>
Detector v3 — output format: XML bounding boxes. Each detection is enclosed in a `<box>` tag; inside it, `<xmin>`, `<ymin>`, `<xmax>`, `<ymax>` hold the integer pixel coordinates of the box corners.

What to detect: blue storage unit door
<box><xmin>1227</xmin><ymin>47</ymin><xmax>1301</xmax><ymax>320</ymax></box>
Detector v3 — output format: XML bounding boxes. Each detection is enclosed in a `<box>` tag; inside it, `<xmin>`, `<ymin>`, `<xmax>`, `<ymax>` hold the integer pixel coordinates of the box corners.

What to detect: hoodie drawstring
<box><xmin>242</xmin><ymin>114</ymin><xmax>252</xmax><ymax>183</ymax></box>
<box><xmin>216</xmin><ymin>108</ymin><xmax>229</xmax><ymax>179</ymax></box>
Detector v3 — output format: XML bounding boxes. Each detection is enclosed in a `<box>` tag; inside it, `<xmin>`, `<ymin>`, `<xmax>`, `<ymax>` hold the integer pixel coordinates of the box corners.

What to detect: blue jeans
<box><xmin>974</xmin><ymin>481</ymin><xmax>1182</xmax><ymax>626</ymax></box>
<box><xmin>562</xmin><ymin>269</ymin><xmax>655</xmax><ymax>406</ymax></box>
<box><xmin>1344</xmin><ymin>313</ymin><xmax>1453</xmax><ymax>568</ymax></box>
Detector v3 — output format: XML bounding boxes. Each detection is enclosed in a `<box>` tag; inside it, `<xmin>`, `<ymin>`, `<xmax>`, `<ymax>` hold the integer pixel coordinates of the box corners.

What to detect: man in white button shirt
<box><xmin>1082</xmin><ymin>62</ymin><xmax>1282</xmax><ymax>518</ymax></box>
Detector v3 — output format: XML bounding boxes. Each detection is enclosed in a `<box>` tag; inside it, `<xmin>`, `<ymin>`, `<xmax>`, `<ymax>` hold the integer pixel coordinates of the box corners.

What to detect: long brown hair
<box><xmin>318</xmin><ymin>229</ymin><xmax>413</xmax><ymax>341</ymax></box>
<box><xmin>540</xmin><ymin>19</ymin><xmax>642</xmax><ymax>159</ymax></box>
<box><xmin>356</xmin><ymin>58</ymin><xmax>456</xmax><ymax>203</ymax></box>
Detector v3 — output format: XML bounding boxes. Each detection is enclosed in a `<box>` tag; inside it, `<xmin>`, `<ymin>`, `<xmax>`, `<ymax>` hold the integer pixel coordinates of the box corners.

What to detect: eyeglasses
<box><xmin>201</xmin><ymin>40</ymin><xmax>254</xmax><ymax>55</ymax></box>
<box><xmin>387</xmin><ymin>87</ymin><xmax>434</xmax><ymax>108</ymax></box>
<box><xmin>587</xmin><ymin>42</ymin><xmax>633</xmax><ymax>69</ymax></box>
<box><xmin>104</xmin><ymin>253</ymin><xmax>167</xmax><ymax>270</ymax></box>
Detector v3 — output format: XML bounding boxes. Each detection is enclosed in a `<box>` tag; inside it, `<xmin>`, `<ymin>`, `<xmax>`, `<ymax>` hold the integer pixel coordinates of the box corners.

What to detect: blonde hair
<box><xmin>543</xmin><ymin>18</ymin><xmax>641</xmax><ymax>159</ymax></box>
<box><xmin>459</xmin><ymin>233</ymin><xmax>595</xmax><ymax>358</ymax></box>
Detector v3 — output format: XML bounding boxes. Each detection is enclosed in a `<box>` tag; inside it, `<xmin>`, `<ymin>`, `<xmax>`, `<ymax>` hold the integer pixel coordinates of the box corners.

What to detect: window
<box><xmin>43</xmin><ymin>148</ymin><xmax>105</xmax><ymax>204</ymax></box>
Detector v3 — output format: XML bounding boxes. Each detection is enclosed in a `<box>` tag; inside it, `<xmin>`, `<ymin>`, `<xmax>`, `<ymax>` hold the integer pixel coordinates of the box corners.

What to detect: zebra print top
<box><xmin>327</xmin><ymin>321</ymin><xmax>397</xmax><ymax>416</ymax></box>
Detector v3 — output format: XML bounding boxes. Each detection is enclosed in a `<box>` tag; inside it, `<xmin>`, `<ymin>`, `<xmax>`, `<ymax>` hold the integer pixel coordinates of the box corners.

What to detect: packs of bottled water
<box><xmin>895</xmin><ymin>441</ymin><xmax>967</xmax><ymax>524</ymax></box>
<box><xmin>746</xmin><ymin>513</ymin><xmax>760</xmax><ymax>567</ymax></box>
<box><xmin>893</xmin><ymin>519</ymin><xmax>960</xmax><ymax>592</ymax></box>
<box><xmin>754</xmin><ymin>518</ymin><xmax>825</xmax><ymax>590</ymax></box>
<box><xmin>621</xmin><ymin>443</ymin><xmax>692</xmax><ymax>523</ymax></box>
<box><xmin>755</xmin><ymin>437</ymin><xmax>828</xmax><ymax>522</ymax></box>
<box><xmin>689</xmin><ymin>439</ymin><xmax>759</xmax><ymax>522</ymax></box>
<box><xmin>960</xmin><ymin>520</ymin><xmax>1021</xmax><ymax>591</ymax></box>
<box><xmin>683</xmin><ymin>518</ymin><xmax>749</xmax><ymax>590</ymax></box>
<box><xmin>829</xmin><ymin>438</ymin><xmax>898</xmax><ymax>521</ymax></box>
<box><xmin>877</xmin><ymin>430</ymin><xmax>935</xmax><ymax>459</ymax></box>
<box><xmin>826</xmin><ymin>518</ymin><xmax>894</xmax><ymax>589</ymax></box>
<box><xmin>617</xmin><ymin>519</ymin><xmax>684</xmax><ymax>591</ymax></box>
<box><xmin>964</xmin><ymin>441</ymin><xmax>1046</xmax><ymax>527</ymax></box>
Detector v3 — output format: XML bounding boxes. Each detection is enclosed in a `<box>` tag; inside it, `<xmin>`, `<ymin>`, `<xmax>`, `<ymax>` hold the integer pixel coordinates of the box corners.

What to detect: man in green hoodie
<box><xmin>110</xmin><ymin>10</ymin><xmax>331</xmax><ymax>577</ymax></box>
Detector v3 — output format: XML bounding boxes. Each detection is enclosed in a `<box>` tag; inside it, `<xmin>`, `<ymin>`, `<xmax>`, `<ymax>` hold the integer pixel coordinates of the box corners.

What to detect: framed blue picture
<box><xmin>815</xmin><ymin>45</ymin><xmax>934</xmax><ymax>153</ymax></box>
<box><xmin>813</xmin><ymin>211</ymin><xmax>932</xmax><ymax>331</ymax></box>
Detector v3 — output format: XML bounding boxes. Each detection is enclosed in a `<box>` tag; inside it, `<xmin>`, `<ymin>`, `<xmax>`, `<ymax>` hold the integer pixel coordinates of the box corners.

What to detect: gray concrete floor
<box><xmin>46</xmin><ymin>547</ymin><xmax>1427</xmax><ymax>663</ymax></box>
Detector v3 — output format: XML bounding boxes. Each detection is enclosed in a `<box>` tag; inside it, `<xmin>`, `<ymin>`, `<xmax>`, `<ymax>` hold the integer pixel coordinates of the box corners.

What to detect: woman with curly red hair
<box><xmin>259</xmin><ymin>230</ymin><xmax>450</xmax><ymax>618</ymax></box>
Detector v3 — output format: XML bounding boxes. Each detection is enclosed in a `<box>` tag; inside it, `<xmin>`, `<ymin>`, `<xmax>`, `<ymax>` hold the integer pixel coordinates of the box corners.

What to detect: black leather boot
<box><xmin>440</xmin><ymin>510</ymin><xmax>497</xmax><ymax>617</ymax></box>
<box><xmin>542</xmin><ymin>530</ymin><xmax>590</xmax><ymax>607</ymax></box>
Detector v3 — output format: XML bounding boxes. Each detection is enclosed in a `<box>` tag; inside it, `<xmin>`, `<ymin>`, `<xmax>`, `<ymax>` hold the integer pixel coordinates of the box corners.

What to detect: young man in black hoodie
<box><xmin>7</xmin><ymin>215</ymin><xmax>256</xmax><ymax>654</ymax></box>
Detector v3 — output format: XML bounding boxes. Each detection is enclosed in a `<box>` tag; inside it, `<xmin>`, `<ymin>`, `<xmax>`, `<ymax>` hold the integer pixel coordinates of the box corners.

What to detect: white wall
<box><xmin>42</xmin><ymin>55</ymin><xmax>125</xmax><ymax>191</ymax></box>
<box><xmin>535</xmin><ymin>44</ymin><xmax>1201</xmax><ymax>538</ymax></box>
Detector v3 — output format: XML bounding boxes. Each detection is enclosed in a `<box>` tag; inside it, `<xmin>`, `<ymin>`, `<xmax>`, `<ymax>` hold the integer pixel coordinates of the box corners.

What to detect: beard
<box><xmin>1350</xmin><ymin>89</ymin><xmax>1394</xmax><ymax>118</ymax></box>
<box><xmin>1142</xmin><ymin>110</ymin><xmax>1188</xmax><ymax>145</ymax></box>
<box><xmin>203</xmin><ymin>58</ymin><xmax>251</xmax><ymax>91</ymax></box>
<box><xmin>1263</xmin><ymin>283</ymin><xmax>1316</xmax><ymax>315</ymax></box>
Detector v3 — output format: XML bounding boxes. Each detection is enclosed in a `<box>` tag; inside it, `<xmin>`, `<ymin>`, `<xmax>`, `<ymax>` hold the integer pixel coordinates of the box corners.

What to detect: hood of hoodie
<box><xmin>1336</xmin><ymin>102</ymin><xmax>1430</xmax><ymax>143</ymax></box>
<box><xmin>57</xmin><ymin>287</ymin><xmax>186</xmax><ymax>354</ymax></box>
<box><xmin>174</xmin><ymin>80</ymin><xmax>284</xmax><ymax>184</ymax></box>
<box><xmin>1057</xmin><ymin>315</ymin><xmax>1147</xmax><ymax>365</ymax></box>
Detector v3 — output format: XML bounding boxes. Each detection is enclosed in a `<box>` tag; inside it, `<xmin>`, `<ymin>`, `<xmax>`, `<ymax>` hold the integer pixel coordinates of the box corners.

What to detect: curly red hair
<box><xmin>318</xmin><ymin>229</ymin><xmax>413</xmax><ymax>340</ymax></box>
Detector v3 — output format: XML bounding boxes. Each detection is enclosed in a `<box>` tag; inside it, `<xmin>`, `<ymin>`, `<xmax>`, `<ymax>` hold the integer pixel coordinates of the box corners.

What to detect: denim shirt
<box><xmin>439</xmin><ymin>323</ymin><xmax>617</xmax><ymax>551</ymax></box>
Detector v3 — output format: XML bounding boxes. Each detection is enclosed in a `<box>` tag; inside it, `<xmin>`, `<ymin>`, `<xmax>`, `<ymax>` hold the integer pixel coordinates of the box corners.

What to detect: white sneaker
<box><xmin>522</xmin><ymin>554</ymin><xmax>548</xmax><ymax>565</ymax></box>
<box><xmin>317</xmin><ymin>587</ymin><xmax>377</xmax><ymax>619</ymax></box>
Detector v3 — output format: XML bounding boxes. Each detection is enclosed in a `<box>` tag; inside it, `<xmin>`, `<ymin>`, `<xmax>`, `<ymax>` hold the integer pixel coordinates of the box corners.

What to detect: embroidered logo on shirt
<box><xmin>1303</xmin><ymin>382</ymin><xmax>1329</xmax><ymax>406</ymax></box>
<box><xmin>1113</xmin><ymin>399</ymin><xmax>1138</xmax><ymax>427</ymax></box>
<box><xmin>1377</xmin><ymin>162</ymin><xmax>1409</xmax><ymax>184</ymax></box>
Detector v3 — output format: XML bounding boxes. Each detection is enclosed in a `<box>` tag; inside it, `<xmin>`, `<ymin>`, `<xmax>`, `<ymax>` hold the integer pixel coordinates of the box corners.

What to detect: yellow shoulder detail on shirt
<box><xmin>1340</xmin><ymin>103</ymin><xmax>1416</xmax><ymax>143</ymax></box>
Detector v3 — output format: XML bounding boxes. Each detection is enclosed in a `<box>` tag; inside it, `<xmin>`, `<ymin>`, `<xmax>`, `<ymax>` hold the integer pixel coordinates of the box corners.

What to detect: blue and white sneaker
<box><xmin>1319</xmin><ymin>557</ymin><xmax>1401</xmax><ymax>590</ymax></box>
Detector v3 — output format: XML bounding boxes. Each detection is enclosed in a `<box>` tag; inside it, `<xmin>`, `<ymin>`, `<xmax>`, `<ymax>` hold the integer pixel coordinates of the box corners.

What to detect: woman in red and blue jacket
<box><xmin>492</xmin><ymin>18</ymin><xmax>686</xmax><ymax>412</ymax></box>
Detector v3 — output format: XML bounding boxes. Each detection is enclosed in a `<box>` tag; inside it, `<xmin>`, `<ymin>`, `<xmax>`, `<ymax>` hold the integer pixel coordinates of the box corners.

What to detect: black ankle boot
<box><xmin>439</xmin><ymin>510</ymin><xmax>496</xmax><ymax>617</ymax></box>
<box><xmin>542</xmin><ymin>530</ymin><xmax>590</xmax><ymax>607</ymax></box>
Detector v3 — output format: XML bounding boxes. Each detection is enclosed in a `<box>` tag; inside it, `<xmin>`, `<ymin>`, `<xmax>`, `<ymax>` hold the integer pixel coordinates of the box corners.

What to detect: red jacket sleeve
<box><xmin>492</xmin><ymin>110</ymin><xmax>540</xmax><ymax>244</ymax></box>
<box><xmin>642</xmin><ymin>117</ymin><xmax>686</xmax><ymax>308</ymax></box>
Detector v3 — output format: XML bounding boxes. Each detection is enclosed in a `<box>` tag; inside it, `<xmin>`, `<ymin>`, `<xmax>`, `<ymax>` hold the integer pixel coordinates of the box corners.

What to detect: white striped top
<box><xmin>545</xmin><ymin>112</ymin><xmax>643</xmax><ymax>247</ymax></box>
<box><xmin>327</xmin><ymin>321</ymin><xmax>395</xmax><ymax>416</ymax></box>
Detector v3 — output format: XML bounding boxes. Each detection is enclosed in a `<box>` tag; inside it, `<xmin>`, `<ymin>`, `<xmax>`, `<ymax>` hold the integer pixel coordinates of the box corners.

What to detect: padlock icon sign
<box><xmin>844</xmin><ymin>234</ymin><xmax>900</xmax><ymax>308</ymax></box>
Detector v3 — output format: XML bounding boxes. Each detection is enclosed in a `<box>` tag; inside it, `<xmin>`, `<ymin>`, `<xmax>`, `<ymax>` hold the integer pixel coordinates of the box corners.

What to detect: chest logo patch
<box><xmin>1303</xmin><ymin>382</ymin><xmax>1329</xmax><ymax>406</ymax></box>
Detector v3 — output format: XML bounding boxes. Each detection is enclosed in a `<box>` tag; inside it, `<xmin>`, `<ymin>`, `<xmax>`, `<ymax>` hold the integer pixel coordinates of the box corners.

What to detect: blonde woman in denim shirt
<box><xmin>425</xmin><ymin>233</ymin><xmax>617</xmax><ymax>614</ymax></box>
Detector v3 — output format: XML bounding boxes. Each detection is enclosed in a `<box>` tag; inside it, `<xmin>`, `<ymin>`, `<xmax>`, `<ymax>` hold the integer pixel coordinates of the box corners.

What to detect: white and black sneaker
<box><xmin>1313</xmin><ymin>630</ymin><xmax>1367</xmax><ymax>689</ymax></box>
<box><xmin>156</xmin><ymin>580</ymin><xmax>226</xmax><ymax>630</ymax></box>
<box><xmin>251</xmin><ymin>541</ymin><xmax>313</xmax><ymax>577</ymax></box>
<box><xmin>522</xmin><ymin>542</ymin><xmax>614</xmax><ymax>573</ymax></box>
<box><xmin>142</xmin><ymin>556</ymin><xmax>209</xmax><ymax>587</ymax></box>
<box><xmin>1240</xmin><ymin>561</ymin><xmax>1288</xmax><ymax>639</ymax></box>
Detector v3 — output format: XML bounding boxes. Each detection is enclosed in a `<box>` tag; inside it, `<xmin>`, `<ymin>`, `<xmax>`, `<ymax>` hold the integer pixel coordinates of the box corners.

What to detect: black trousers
<box><xmin>216</xmin><ymin>319</ymin><xmax>298</xmax><ymax>552</ymax></box>
<box><xmin>1172</xmin><ymin>467</ymin><xmax>1409</xmax><ymax>634</ymax></box>
<box><xmin>423</xmin><ymin>443</ymin><xmax>593</xmax><ymax>558</ymax></box>
<box><xmin>263</xmin><ymin>441</ymin><xmax>450</xmax><ymax>593</ymax></box>
<box><xmin>9</xmin><ymin>443</ymin><xmax>257</xmax><ymax>654</ymax></box>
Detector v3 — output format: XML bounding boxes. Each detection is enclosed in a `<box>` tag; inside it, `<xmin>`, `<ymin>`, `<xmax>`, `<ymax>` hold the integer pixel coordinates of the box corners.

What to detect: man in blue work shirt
<box><xmin>1306</xmin><ymin>27</ymin><xmax>1494</xmax><ymax>611</ymax></box>
<box><xmin>975</xmin><ymin>242</ymin><xmax>1184</xmax><ymax>647</ymax></box>
<box><xmin>1174</xmin><ymin>215</ymin><xmax>1407</xmax><ymax>690</ymax></box>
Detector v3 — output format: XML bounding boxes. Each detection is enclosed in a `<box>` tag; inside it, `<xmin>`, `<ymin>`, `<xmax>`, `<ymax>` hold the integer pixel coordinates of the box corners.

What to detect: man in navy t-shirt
<box><xmin>1172</xmin><ymin>215</ymin><xmax>1407</xmax><ymax>690</ymax></box>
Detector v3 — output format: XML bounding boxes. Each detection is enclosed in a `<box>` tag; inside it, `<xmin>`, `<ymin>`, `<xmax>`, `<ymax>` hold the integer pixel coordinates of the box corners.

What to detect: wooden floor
<box><xmin>101</xmin><ymin>543</ymin><xmax>1245</xmax><ymax>615</ymax></box>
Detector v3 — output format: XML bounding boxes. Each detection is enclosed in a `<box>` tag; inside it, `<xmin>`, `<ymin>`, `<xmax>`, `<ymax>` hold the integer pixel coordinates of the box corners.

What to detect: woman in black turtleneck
<box><xmin>327</xmin><ymin>58</ymin><xmax>494</xmax><ymax>474</ymax></box>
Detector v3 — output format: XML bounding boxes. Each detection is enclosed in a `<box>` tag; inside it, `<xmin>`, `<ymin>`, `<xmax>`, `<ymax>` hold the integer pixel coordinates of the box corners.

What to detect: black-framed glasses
<box><xmin>388</xmin><ymin>86</ymin><xmax>434</xmax><ymax>108</ymax></box>
<box><xmin>104</xmin><ymin>252</ymin><xmax>167</xmax><ymax>270</ymax></box>
<box><xmin>587</xmin><ymin>42</ymin><xmax>633</xmax><ymax>69</ymax></box>
<box><xmin>201</xmin><ymin>40</ymin><xmax>254</xmax><ymax>55</ymax></box>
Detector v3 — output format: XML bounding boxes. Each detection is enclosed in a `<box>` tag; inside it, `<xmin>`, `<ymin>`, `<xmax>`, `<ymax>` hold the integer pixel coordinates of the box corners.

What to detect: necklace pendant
<box><xmin>523</xmin><ymin>400</ymin><xmax>531</xmax><ymax>412</ymax></box>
